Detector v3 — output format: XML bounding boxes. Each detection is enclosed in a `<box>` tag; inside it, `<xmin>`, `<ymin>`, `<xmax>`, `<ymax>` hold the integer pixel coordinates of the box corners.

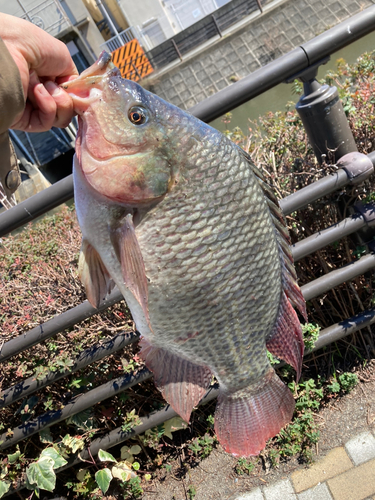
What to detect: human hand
<box><xmin>0</xmin><ymin>13</ymin><xmax>79</xmax><ymax>132</ymax></box>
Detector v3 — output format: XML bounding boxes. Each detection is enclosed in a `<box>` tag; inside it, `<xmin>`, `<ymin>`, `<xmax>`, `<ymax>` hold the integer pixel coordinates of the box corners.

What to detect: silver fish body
<box><xmin>66</xmin><ymin>53</ymin><xmax>307</xmax><ymax>456</ymax></box>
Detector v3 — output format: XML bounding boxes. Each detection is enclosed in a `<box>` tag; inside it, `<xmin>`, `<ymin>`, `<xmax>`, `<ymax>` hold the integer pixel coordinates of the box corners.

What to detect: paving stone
<box><xmin>263</xmin><ymin>479</ymin><xmax>297</xmax><ymax>500</ymax></box>
<box><xmin>327</xmin><ymin>458</ymin><xmax>375</xmax><ymax>500</ymax></box>
<box><xmin>291</xmin><ymin>447</ymin><xmax>353</xmax><ymax>493</ymax></box>
<box><xmin>230</xmin><ymin>488</ymin><xmax>264</xmax><ymax>500</ymax></box>
<box><xmin>297</xmin><ymin>482</ymin><xmax>333</xmax><ymax>500</ymax></box>
<box><xmin>345</xmin><ymin>431</ymin><xmax>375</xmax><ymax>465</ymax></box>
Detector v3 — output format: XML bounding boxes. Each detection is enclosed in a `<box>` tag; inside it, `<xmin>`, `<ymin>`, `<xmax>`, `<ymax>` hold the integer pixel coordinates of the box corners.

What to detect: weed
<box><xmin>121</xmin><ymin>409</ymin><xmax>142</xmax><ymax>433</ymax></box>
<box><xmin>187</xmin><ymin>484</ymin><xmax>197</xmax><ymax>499</ymax></box>
<box><xmin>235</xmin><ymin>457</ymin><xmax>255</xmax><ymax>475</ymax></box>
<box><xmin>188</xmin><ymin>433</ymin><xmax>216</xmax><ymax>459</ymax></box>
<box><xmin>120</xmin><ymin>476</ymin><xmax>143</xmax><ymax>499</ymax></box>
<box><xmin>302</xmin><ymin>323</ymin><xmax>321</xmax><ymax>351</ymax></box>
<box><xmin>328</xmin><ymin>372</ymin><xmax>358</xmax><ymax>393</ymax></box>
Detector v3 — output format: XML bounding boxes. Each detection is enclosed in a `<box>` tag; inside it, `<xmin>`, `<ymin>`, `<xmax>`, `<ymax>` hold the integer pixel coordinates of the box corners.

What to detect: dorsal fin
<box><xmin>241</xmin><ymin>148</ymin><xmax>307</xmax><ymax>377</ymax></box>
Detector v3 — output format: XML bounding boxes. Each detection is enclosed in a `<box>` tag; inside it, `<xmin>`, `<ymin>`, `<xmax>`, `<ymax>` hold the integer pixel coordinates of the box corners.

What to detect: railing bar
<box><xmin>5</xmin><ymin>304</ymin><xmax>375</xmax><ymax>496</ymax></box>
<box><xmin>293</xmin><ymin>213</ymin><xmax>369</xmax><ymax>262</ymax></box>
<box><xmin>0</xmin><ymin>175</ymin><xmax>74</xmax><ymax>238</ymax></box>
<box><xmin>0</xmin><ymin>289</ymin><xmax>123</xmax><ymax>363</ymax></box>
<box><xmin>189</xmin><ymin>5</ymin><xmax>375</xmax><ymax>122</ymax></box>
<box><xmin>0</xmin><ymin>368</ymin><xmax>153</xmax><ymax>450</ymax></box>
<box><xmin>280</xmin><ymin>171</ymin><xmax>351</xmax><ymax>215</ymax></box>
<box><xmin>0</xmin><ymin>330</ymin><xmax>140</xmax><ymax>409</ymax></box>
<box><xmin>300</xmin><ymin>253</ymin><xmax>375</xmax><ymax>301</ymax></box>
<box><xmin>1</xmin><ymin>154</ymin><xmax>371</xmax><ymax>240</ymax></box>
<box><xmin>280</xmin><ymin>153</ymin><xmax>375</xmax><ymax>215</ymax></box>
<box><xmin>2</xmin><ymin>250</ymin><xmax>375</xmax><ymax>364</ymax></box>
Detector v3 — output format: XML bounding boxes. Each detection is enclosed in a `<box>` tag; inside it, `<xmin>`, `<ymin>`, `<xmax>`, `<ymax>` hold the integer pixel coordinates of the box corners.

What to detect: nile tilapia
<box><xmin>64</xmin><ymin>52</ymin><xmax>307</xmax><ymax>457</ymax></box>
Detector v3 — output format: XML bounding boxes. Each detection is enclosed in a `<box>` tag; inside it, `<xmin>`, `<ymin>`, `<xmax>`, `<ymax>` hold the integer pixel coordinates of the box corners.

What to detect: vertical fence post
<box><xmin>212</xmin><ymin>14</ymin><xmax>222</xmax><ymax>37</ymax></box>
<box><xmin>256</xmin><ymin>0</ymin><xmax>263</xmax><ymax>13</ymax></box>
<box><xmin>172</xmin><ymin>39</ymin><xmax>183</xmax><ymax>61</ymax></box>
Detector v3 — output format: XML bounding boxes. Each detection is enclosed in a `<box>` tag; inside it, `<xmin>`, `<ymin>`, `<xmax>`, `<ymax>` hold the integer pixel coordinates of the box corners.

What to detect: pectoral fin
<box><xmin>113</xmin><ymin>214</ymin><xmax>152</xmax><ymax>331</ymax></box>
<box><xmin>78</xmin><ymin>239</ymin><xmax>114</xmax><ymax>308</ymax></box>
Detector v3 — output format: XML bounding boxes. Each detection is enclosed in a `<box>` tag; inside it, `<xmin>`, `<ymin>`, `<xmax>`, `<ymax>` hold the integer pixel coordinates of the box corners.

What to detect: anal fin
<box><xmin>214</xmin><ymin>369</ymin><xmax>295</xmax><ymax>457</ymax></box>
<box><xmin>140</xmin><ymin>338</ymin><xmax>212</xmax><ymax>422</ymax></box>
<box><xmin>78</xmin><ymin>239</ymin><xmax>114</xmax><ymax>308</ymax></box>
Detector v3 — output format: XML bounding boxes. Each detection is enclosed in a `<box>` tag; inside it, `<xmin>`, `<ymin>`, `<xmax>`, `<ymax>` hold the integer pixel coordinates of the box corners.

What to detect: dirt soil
<box><xmin>142</xmin><ymin>369</ymin><xmax>375</xmax><ymax>500</ymax></box>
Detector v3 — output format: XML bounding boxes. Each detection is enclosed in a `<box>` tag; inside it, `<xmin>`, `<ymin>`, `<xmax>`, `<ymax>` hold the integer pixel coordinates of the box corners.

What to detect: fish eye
<box><xmin>128</xmin><ymin>106</ymin><xmax>148</xmax><ymax>125</ymax></box>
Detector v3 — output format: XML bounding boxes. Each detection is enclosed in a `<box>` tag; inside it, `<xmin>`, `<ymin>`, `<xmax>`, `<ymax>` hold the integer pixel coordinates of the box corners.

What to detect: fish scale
<box><xmin>64</xmin><ymin>51</ymin><xmax>307</xmax><ymax>457</ymax></box>
<box><xmin>137</xmin><ymin>138</ymin><xmax>281</xmax><ymax>387</ymax></box>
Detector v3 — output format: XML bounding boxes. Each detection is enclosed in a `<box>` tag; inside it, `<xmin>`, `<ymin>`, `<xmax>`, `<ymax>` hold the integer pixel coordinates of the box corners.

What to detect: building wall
<box><xmin>118</xmin><ymin>0</ymin><xmax>175</xmax><ymax>40</ymax></box>
<box><xmin>61</xmin><ymin>0</ymin><xmax>106</xmax><ymax>60</ymax></box>
<box><xmin>143</xmin><ymin>0</ymin><xmax>375</xmax><ymax>110</ymax></box>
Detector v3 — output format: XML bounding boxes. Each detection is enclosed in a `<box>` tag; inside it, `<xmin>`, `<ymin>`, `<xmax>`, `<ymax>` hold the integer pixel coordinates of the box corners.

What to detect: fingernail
<box><xmin>44</xmin><ymin>81</ymin><xmax>62</xmax><ymax>97</ymax></box>
<box><xmin>36</xmin><ymin>83</ymin><xmax>50</xmax><ymax>97</ymax></box>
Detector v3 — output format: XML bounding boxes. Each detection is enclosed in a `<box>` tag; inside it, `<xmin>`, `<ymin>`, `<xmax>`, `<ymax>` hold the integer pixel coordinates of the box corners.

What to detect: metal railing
<box><xmin>100</xmin><ymin>26</ymin><xmax>139</xmax><ymax>53</ymax></box>
<box><xmin>16</xmin><ymin>0</ymin><xmax>72</xmax><ymax>36</ymax></box>
<box><xmin>2</xmin><ymin>6</ymin><xmax>375</xmax><ymax>495</ymax></box>
<box><xmin>145</xmin><ymin>0</ymin><xmax>264</xmax><ymax>70</ymax></box>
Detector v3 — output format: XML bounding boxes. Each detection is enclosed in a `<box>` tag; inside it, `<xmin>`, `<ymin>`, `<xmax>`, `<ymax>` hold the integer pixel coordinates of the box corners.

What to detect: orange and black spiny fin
<box><xmin>113</xmin><ymin>214</ymin><xmax>152</xmax><ymax>331</ymax></box>
<box><xmin>78</xmin><ymin>239</ymin><xmax>114</xmax><ymax>308</ymax></box>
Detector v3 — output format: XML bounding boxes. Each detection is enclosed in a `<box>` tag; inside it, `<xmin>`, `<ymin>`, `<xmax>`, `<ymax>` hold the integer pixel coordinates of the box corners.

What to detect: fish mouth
<box><xmin>61</xmin><ymin>51</ymin><xmax>120</xmax><ymax>114</ymax></box>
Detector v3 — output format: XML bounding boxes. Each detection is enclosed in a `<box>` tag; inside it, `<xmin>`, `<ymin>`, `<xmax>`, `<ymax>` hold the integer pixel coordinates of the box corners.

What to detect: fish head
<box><xmin>62</xmin><ymin>51</ymin><xmax>177</xmax><ymax>207</ymax></box>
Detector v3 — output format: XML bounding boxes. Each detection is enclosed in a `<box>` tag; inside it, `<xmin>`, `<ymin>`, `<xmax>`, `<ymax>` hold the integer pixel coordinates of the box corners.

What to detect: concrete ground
<box><xmin>229</xmin><ymin>430</ymin><xmax>375</xmax><ymax>500</ymax></box>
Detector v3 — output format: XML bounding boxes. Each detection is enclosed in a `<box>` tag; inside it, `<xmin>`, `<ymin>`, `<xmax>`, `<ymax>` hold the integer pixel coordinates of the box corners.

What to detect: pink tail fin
<box><xmin>140</xmin><ymin>338</ymin><xmax>212</xmax><ymax>422</ymax></box>
<box><xmin>214</xmin><ymin>369</ymin><xmax>295</xmax><ymax>457</ymax></box>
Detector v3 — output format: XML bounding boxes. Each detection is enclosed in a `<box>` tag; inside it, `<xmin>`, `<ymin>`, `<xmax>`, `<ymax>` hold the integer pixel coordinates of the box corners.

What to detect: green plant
<box><xmin>74</xmin><ymin>449</ymin><xmax>137</xmax><ymax>496</ymax></box>
<box><xmin>121</xmin><ymin>409</ymin><xmax>142</xmax><ymax>433</ymax></box>
<box><xmin>235</xmin><ymin>457</ymin><xmax>255</xmax><ymax>475</ymax></box>
<box><xmin>302</xmin><ymin>323</ymin><xmax>321</xmax><ymax>351</ymax></box>
<box><xmin>338</xmin><ymin>372</ymin><xmax>358</xmax><ymax>392</ymax></box>
<box><xmin>290</xmin><ymin>378</ymin><xmax>324</xmax><ymax>411</ymax></box>
<box><xmin>328</xmin><ymin>372</ymin><xmax>358</xmax><ymax>393</ymax></box>
<box><xmin>25</xmin><ymin>447</ymin><xmax>68</xmax><ymax>495</ymax></box>
<box><xmin>188</xmin><ymin>433</ymin><xmax>216</xmax><ymax>459</ymax></box>
<box><xmin>187</xmin><ymin>484</ymin><xmax>197</xmax><ymax>499</ymax></box>
<box><xmin>120</xmin><ymin>476</ymin><xmax>143</xmax><ymax>499</ymax></box>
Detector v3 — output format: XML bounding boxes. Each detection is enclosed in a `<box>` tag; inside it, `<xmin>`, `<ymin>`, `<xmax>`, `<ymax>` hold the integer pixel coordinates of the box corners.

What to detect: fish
<box><xmin>63</xmin><ymin>51</ymin><xmax>307</xmax><ymax>457</ymax></box>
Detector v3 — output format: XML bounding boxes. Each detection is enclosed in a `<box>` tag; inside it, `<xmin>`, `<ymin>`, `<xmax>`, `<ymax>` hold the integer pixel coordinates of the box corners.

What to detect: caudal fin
<box><xmin>214</xmin><ymin>369</ymin><xmax>295</xmax><ymax>456</ymax></box>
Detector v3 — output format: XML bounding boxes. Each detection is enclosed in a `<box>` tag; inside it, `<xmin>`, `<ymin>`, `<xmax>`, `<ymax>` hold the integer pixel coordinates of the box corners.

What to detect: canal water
<box><xmin>210</xmin><ymin>31</ymin><xmax>375</xmax><ymax>133</ymax></box>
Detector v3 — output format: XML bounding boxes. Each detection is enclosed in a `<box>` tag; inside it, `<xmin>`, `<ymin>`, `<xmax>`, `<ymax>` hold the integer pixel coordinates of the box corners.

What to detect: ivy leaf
<box><xmin>66</xmin><ymin>409</ymin><xmax>95</xmax><ymax>431</ymax></box>
<box><xmin>62</xmin><ymin>435</ymin><xmax>85</xmax><ymax>453</ymax></box>
<box><xmin>26</xmin><ymin>457</ymin><xmax>56</xmax><ymax>492</ymax></box>
<box><xmin>163</xmin><ymin>417</ymin><xmax>188</xmax><ymax>439</ymax></box>
<box><xmin>95</xmin><ymin>468</ymin><xmax>112</xmax><ymax>493</ymax></box>
<box><xmin>98</xmin><ymin>449</ymin><xmax>117</xmax><ymax>463</ymax></box>
<box><xmin>0</xmin><ymin>480</ymin><xmax>11</xmax><ymax>498</ymax></box>
<box><xmin>39</xmin><ymin>428</ymin><xmax>53</xmax><ymax>444</ymax></box>
<box><xmin>40</xmin><ymin>448</ymin><xmax>68</xmax><ymax>469</ymax></box>
<box><xmin>0</xmin><ymin>467</ymin><xmax>8</xmax><ymax>480</ymax></box>
<box><xmin>7</xmin><ymin>450</ymin><xmax>21</xmax><ymax>464</ymax></box>
<box><xmin>111</xmin><ymin>462</ymin><xmax>134</xmax><ymax>482</ymax></box>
